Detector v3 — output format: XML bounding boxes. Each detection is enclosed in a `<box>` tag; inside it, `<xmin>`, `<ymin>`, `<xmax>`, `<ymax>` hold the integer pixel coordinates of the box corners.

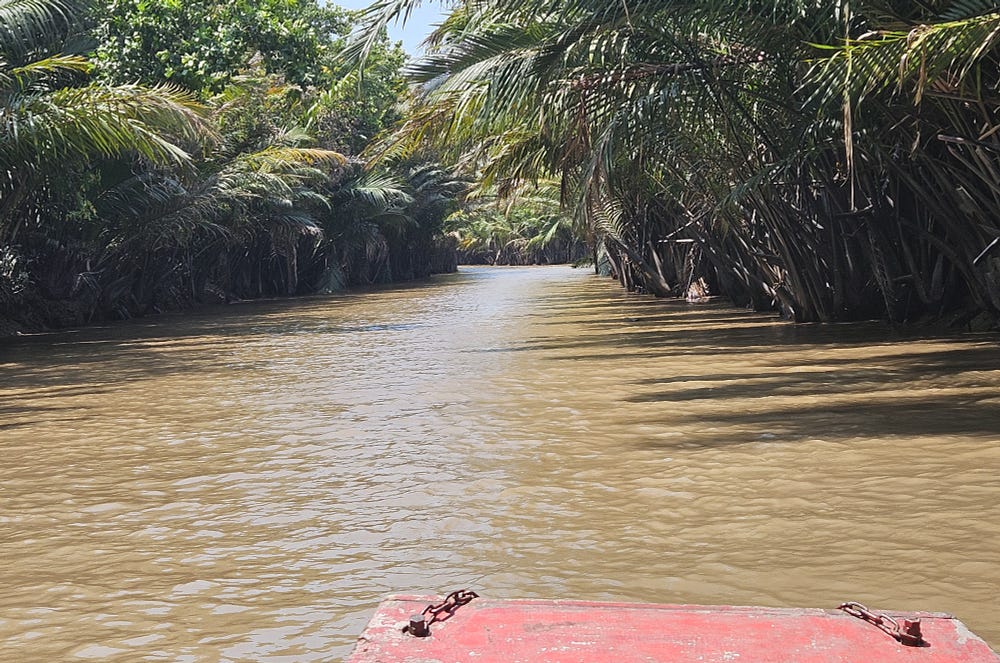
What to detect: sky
<box><xmin>332</xmin><ymin>1</ymin><xmax>448</xmax><ymax>55</ymax></box>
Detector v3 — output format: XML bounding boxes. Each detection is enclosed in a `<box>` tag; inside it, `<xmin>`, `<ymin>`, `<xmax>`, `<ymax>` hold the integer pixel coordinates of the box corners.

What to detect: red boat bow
<box><xmin>348</xmin><ymin>595</ymin><xmax>1000</xmax><ymax>662</ymax></box>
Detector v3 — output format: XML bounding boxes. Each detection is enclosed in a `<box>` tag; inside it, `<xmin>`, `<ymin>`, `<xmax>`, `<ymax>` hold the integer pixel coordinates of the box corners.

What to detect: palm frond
<box><xmin>808</xmin><ymin>9</ymin><xmax>1000</xmax><ymax>106</ymax></box>
<box><xmin>238</xmin><ymin>146</ymin><xmax>348</xmax><ymax>172</ymax></box>
<box><xmin>341</xmin><ymin>0</ymin><xmax>430</xmax><ymax>69</ymax></box>
<box><xmin>4</xmin><ymin>53</ymin><xmax>90</xmax><ymax>91</ymax></box>
<box><xmin>0</xmin><ymin>0</ymin><xmax>80</xmax><ymax>60</ymax></box>
<box><xmin>2</xmin><ymin>84</ymin><xmax>211</xmax><ymax>173</ymax></box>
<box><xmin>339</xmin><ymin>170</ymin><xmax>413</xmax><ymax>209</ymax></box>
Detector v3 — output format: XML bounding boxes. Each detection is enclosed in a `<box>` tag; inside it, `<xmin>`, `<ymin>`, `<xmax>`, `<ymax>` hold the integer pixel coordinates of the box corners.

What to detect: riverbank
<box><xmin>0</xmin><ymin>236</ymin><xmax>459</xmax><ymax>339</ymax></box>
<box><xmin>6</xmin><ymin>265</ymin><xmax>998</xmax><ymax>339</ymax></box>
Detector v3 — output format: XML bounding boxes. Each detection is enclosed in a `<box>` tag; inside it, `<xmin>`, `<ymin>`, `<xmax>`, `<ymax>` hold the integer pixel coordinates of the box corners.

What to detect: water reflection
<box><xmin>1</xmin><ymin>266</ymin><xmax>998</xmax><ymax>661</ymax></box>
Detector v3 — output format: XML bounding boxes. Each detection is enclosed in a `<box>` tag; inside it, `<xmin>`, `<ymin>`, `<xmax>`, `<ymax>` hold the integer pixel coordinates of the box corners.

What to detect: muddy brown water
<box><xmin>1</xmin><ymin>265</ymin><xmax>998</xmax><ymax>661</ymax></box>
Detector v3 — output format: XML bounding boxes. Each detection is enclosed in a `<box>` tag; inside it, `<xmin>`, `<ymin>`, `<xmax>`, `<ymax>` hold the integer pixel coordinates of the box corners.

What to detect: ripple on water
<box><xmin>1</xmin><ymin>266</ymin><xmax>999</xmax><ymax>661</ymax></box>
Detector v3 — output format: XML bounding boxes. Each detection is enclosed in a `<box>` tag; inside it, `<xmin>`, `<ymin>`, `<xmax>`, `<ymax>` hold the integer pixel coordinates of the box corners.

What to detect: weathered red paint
<box><xmin>347</xmin><ymin>595</ymin><xmax>1000</xmax><ymax>662</ymax></box>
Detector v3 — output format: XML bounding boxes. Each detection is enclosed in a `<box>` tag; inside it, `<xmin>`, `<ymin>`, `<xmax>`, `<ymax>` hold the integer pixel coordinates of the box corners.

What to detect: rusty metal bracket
<box><xmin>404</xmin><ymin>590</ymin><xmax>480</xmax><ymax>637</ymax></box>
<box><xmin>838</xmin><ymin>601</ymin><xmax>924</xmax><ymax>646</ymax></box>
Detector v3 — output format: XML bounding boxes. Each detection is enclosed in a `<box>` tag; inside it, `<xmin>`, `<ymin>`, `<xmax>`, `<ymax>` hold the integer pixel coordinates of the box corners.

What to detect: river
<box><xmin>1</xmin><ymin>265</ymin><xmax>998</xmax><ymax>660</ymax></box>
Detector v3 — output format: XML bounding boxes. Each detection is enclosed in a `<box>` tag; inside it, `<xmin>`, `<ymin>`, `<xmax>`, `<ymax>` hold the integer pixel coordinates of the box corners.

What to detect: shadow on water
<box><xmin>0</xmin><ymin>415</ymin><xmax>91</xmax><ymax>432</ymax></box>
<box><xmin>501</xmin><ymin>287</ymin><xmax>1000</xmax><ymax>447</ymax></box>
<box><xmin>0</xmin><ymin>270</ymin><xmax>481</xmax><ymax>379</ymax></box>
<box><xmin>661</xmin><ymin>396</ymin><xmax>1000</xmax><ymax>442</ymax></box>
<box><xmin>4</xmin><ymin>267</ymin><xmax>998</xmax><ymax>446</ymax></box>
<box><xmin>0</xmin><ymin>339</ymin><xmax>240</xmax><ymax>388</ymax></box>
<box><xmin>0</xmin><ymin>269</ymin><xmax>479</xmax><ymax>352</ymax></box>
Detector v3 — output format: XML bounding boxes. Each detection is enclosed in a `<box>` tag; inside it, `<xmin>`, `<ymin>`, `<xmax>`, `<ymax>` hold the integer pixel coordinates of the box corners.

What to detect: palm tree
<box><xmin>352</xmin><ymin>0</ymin><xmax>1000</xmax><ymax>324</ymax></box>
<box><xmin>806</xmin><ymin>2</ymin><xmax>1000</xmax><ymax>318</ymax></box>
<box><xmin>0</xmin><ymin>0</ymin><xmax>211</xmax><ymax>242</ymax></box>
<box><xmin>323</xmin><ymin>161</ymin><xmax>465</xmax><ymax>283</ymax></box>
<box><xmin>445</xmin><ymin>178</ymin><xmax>578</xmax><ymax>265</ymax></box>
<box><xmin>83</xmin><ymin>111</ymin><xmax>349</xmax><ymax>316</ymax></box>
<box><xmin>357</xmin><ymin>0</ymin><xmax>842</xmax><ymax>310</ymax></box>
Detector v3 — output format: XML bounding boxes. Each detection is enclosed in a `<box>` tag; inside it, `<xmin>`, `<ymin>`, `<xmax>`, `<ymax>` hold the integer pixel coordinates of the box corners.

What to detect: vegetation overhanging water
<box><xmin>4</xmin><ymin>1</ymin><xmax>1000</xmax><ymax>333</ymax></box>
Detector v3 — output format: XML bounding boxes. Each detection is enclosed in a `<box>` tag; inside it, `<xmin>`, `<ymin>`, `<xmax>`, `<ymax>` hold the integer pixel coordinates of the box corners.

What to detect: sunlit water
<box><xmin>1</xmin><ymin>266</ymin><xmax>998</xmax><ymax>661</ymax></box>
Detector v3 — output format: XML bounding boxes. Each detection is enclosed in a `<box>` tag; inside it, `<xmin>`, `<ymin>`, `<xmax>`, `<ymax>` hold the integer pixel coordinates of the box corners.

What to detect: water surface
<box><xmin>1</xmin><ymin>266</ymin><xmax>998</xmax><ymax>660</ymax></box>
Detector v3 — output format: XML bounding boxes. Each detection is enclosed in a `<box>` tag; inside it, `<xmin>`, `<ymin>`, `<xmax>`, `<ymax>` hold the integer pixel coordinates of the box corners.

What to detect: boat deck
<box><xmin>347</xmin><ymin>595</ymin><xmax>1000</xmax><ymax>662</ymax></box>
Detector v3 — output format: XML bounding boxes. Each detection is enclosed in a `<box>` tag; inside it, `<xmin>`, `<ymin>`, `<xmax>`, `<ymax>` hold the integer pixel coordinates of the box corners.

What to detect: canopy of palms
<box><xmin>0</xmin><ymin>0</ymin><xmax>213</xmax><ymax>238</ymax></box>
<box><xmin>1</xmin><ymin>0</ymin><xmax>462</xmax><ymax>329</ymax></box>
<box><xmin>354</xmin><ymin>0</ymin><xmax>1000</xmax><ymax>323</ymax></box>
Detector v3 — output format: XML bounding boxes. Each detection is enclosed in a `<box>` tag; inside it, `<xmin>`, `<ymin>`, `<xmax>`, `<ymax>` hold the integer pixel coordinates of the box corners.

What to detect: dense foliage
<box><xmin>358</xmin><ymin>0</ymin><xmax>1000</xmax><ymax>325</ymax></box>
<box><xmin>445</xmin><ymin>181</ymin><xmax>585</xmax><ymax>265</ymax></box>
<box><xmin>96</xmin><ymin>0</ymin><xmax>333</xmax><ymax>92</ymax></box>
<box><xmin>0</xmin><ymin>0</ymin><xmax>461</xmax><ymax>334</ymax></box>
<box><xmin>8</xmin><ymin>0</ymin><xmax>1000</xmax><ymax>334</ymax></box>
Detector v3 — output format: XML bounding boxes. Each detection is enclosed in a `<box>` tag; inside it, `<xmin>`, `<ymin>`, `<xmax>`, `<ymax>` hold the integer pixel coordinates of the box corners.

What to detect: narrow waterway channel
<box><xmin>1</xmin><ymin>265</ymin><xmax>999</xmax><ymax>661</ymax></box>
